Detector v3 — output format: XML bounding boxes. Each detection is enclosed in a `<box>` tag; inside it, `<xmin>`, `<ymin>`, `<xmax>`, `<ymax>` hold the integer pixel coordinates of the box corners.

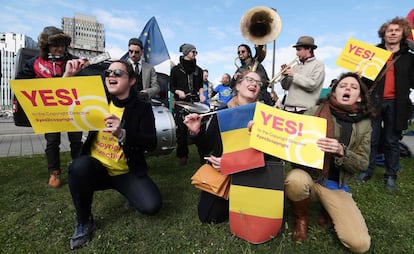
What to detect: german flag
<box><xmin>217</xmin><ymin>103</ymin><xmax>264</xmax><ymax>175</ymax></box>
<box><xmin>229</xmin><ymin>160</ymin><xmax>284</xmax><ymax>244</ymax></box>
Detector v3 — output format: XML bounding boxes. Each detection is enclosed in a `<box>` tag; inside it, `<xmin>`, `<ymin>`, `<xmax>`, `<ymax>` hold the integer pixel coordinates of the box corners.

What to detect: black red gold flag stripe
<box><xmin>229</xmin><ymin>160</ymin><xmax>284</xmax><ymax>244</ymax></box>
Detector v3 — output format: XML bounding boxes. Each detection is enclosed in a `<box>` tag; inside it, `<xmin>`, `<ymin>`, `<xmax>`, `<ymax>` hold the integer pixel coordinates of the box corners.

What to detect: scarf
<box><xmin>314</xmin><ymin>95</ymin><xmax>361</xmax><ymax>177</ymax></box>
<box><xmin>179</xmin><ymin>56</ymin><xmax>196</xmax><ymax>74</ymax></box>
<box><xmin>109</xmin><ymin>92</ymin><xmax>134</xmax><ymax>108</ymax></box>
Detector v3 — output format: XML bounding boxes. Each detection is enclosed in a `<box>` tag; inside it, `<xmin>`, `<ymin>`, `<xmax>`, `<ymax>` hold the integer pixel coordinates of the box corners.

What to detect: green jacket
<box><xmin>305</xmin><ymin>106</ymin><xmax>372</xmax><ymax>187</ymax></box>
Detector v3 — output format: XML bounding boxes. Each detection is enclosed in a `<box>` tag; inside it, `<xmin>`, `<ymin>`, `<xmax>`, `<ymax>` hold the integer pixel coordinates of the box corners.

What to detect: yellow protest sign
<box><xmin>412</xmin><ymin>29</ymin><xmax>414</xmax><ymax>39</ymax></box>
<box><xmin>336</xmin><ymin>38</ymin><xmax>391</xmax><ymax>81</ymax></box>
<box><xmin>250</xmin><ymin>103</ymin><xmax>326</xmax><ymax>169</ymax></box>
<box><xmin>10</xmin><ymin>76</ymin><xmax>109</xmax><ymax>134</ymax></box>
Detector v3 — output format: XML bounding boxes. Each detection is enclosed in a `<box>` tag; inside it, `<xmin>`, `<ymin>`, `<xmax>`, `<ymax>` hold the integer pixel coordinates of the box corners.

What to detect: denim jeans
<box><xmin>68</xmin><ymin>155</ymin><xmax>162</xmax><ymax>223</ymax></box>
<box><xmin>367</xmin><ymin>99</ymin><xmax>401</xmax><ymax>180</ymax></box>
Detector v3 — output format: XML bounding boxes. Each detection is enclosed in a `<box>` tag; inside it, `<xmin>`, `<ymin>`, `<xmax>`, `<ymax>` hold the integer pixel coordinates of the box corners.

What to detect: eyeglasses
<box><xmin>129</xmin><ymin>49</ymin><xmax>141</xmax><ymax>54</ymax></box>
<box><xmin>104</xmin><ymin>69</ymin><xmax>126</xmax><ymax>78</ymax></box>
<box><xmin>191</xmin><ymin>50</ymin><xmax>198</xmax><ymax>55</ymax></box>
<box><xmin>238</xmin><ymin>50</ymin><xmax>246</xmax><ymax>54</ymax></box>
<box><xmin>241</xmin><ymin>76</ymin><xmax>263</xmax><ymax>86</ymax></box>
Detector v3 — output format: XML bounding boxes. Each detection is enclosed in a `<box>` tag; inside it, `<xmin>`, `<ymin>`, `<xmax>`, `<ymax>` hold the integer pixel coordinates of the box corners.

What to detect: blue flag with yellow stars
<box><xmin>121</xmin><ymin>17</ymin><xmax>170</xmax><ymax>66</ymax></box>
<box><xmin>139</xmin><ymin>17</ymin><xmax>170</xmax><ymax>66</ymax></box>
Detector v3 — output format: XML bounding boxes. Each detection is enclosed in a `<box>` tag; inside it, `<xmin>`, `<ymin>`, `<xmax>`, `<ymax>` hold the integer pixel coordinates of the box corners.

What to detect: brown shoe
<box><xmin>48</xmin><ymin>169</ymin><xmax>62</xmax><ymax>188</ymax></box>
<box><xmin>291</xmin><ymin>198</ymin><xmax>310</xmax><ymax>242</ymax></box>
<box><xmin>178</xmin><ymin>157</ymin><xmax>188</xmax><ymax>166</ymax></box>
<box><xmin>317</xmin><ymin>207</ymin><xmax>332</xmax><ymax>229</ymax></box>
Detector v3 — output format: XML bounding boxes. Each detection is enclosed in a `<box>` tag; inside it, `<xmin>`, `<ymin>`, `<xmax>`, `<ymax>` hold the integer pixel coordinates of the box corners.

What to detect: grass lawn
<box><xmin>0</xmin><ymin>144</ymin><xmax>413</xmax><ymax>253</ymax></box>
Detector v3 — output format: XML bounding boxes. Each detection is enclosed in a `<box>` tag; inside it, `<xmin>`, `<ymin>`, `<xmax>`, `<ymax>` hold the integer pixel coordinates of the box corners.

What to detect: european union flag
<box><xmin>141</xmin><ymin>17</ymin><xmax>171</xmax><ymax>66</ymax></box>
<box><xmin>121</xmin><ymin>17</ymin><xmax>170</xmax><ymax>66</ymax></box>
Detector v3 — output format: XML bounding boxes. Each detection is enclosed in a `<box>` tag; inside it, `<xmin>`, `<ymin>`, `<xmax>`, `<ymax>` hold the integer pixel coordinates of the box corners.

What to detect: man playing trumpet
<box><xmin>280</xmin><ymin>36</ymin><xmax>325</xmax><ymax>114</ymax></box>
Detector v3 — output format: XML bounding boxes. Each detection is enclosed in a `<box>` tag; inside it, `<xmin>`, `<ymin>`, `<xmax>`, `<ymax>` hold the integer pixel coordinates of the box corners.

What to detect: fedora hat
<box><xmin>292</xmin><ymin>36</ymin><xmax>317</xmax><ymax>49</ymax></box>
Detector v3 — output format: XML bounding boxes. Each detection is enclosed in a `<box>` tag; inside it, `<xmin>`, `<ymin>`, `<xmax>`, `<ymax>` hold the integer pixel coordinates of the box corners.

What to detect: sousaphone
<box><xmin>236</xmin><ymin>6</ymin><xmax>282</xmax><ymax>71</ymax></box>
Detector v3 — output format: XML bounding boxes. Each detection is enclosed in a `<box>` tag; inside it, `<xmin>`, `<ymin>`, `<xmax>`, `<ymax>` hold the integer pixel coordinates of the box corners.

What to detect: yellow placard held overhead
<box><xmin>250</xmin><ymin>103</ymin><xmax>327</xmax><ymax>170</ymax></box>
<box><xmin>10</xmin><ymin>76</ymin><xmax>109</xmax><ymax>134</ymax></box>
<box><xmin>336</xmin><ymin>38</ymin><xmax>392</xmax><ymax>81</ymax></box>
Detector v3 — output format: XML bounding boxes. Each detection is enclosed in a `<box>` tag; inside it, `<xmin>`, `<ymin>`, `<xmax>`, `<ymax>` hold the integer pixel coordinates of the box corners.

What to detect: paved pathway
<box><xmin>0</xmin><ymin>118</ymin><xmax>71</xmax><ymax>157</ymax></box>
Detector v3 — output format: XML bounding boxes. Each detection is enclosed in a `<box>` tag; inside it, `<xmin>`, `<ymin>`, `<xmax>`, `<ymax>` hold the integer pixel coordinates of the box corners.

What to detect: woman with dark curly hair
<box><xmin>285</xmin><ymin>72</ymin><xmax>375</xmax><ymax>253</ymax></box>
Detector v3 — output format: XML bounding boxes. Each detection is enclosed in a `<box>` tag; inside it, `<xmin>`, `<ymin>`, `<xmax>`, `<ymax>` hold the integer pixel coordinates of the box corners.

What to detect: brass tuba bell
<box><xmin>240</xmin><ymin>6</ymin><xmax>282</xmax><ymax>46</ymax></box>
<box><xmin>236</xmin><ymin>6</ymin><xmax>282</xmax><ymax>71</ymax></box>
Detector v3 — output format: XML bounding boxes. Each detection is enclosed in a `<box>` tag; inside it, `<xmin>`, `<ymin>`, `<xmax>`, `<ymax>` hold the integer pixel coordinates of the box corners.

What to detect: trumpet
<box><xmin>268</xmin><ymin>57</ymin><xmax>298</xmax><ymax>86</ymax></box>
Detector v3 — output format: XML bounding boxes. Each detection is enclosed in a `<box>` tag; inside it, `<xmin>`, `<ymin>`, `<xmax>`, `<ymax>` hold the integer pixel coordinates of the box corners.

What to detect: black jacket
<box><xmin>364</xmin><ymin>41</ymin><xmax>414</xmax><ymax>131</ymax></box>
<box><xmin>170</xmin><ymin>57</ymin><xmax>203</xmax><ymax>102</ymax></box>
<box><xmin>81</xmin><ymin>92</ymin><xmax>157</xmax><ymax>176</ymax></box>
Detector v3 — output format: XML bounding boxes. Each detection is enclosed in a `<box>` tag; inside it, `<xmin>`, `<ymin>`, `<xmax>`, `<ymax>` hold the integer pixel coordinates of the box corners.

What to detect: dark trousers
<box><xmin>45</xmin><ymin>132</ymin><xmax>82</xmax><ymax>173</ymax></box>
<box><xmin>68</xmin><ymin>155</ymin><xmax>162</xmax><ymax>224</ymax></box>
<box><xmin>174</xmin><ymin>110</ymin><xmax>205</xmax><ymax>162</ymax></box>
<box><xmin>174</xmin><ymin>110</ymin><xmax>189</xmax><ymax>158</ymax></box>
<box><xmin>198</xmin><ymin>191</ymin><xmax>229</xmax><ymax>223</ymax></box>
<box><xmin>367</xmin><ymin>99</ymin><xmax>401</xmax><ymax>179</ymax></box>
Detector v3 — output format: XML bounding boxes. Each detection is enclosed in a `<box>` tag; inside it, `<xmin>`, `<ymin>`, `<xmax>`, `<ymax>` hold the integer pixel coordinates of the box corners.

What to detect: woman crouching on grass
<box><xmin>285</xmin><ymin>72</ymin><xmax>375</xmax><ymax>253</ymax></box>
<box><xmin>183</xmin><ymin>70</ymin><xmax>263</xmax><ymax>223</ymax></box>
<box><xmin>63</xmin><ymin>60</ymin><xmax>162</xmax><ymax>249</ymax></box>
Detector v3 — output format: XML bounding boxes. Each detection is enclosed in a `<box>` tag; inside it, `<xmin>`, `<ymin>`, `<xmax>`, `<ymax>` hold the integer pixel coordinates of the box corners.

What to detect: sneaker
<box><xmin>355</xmin><ymin>172</ymin><xmax>371</xmax><ymax>184</ymax></box>
<box><xmin>48</xmin><ymin>169</ymin><xmax>62</xmax><ymax>188</ymax></box>
<box><xmin>70</xmin><ymin>217</ymin><xmax>95</xmax><ymax>250</ymax></box>
<box><xmin>385</xmin><ymin>177</ymin><xmax>397</xmax><ymax>192</ymax></box>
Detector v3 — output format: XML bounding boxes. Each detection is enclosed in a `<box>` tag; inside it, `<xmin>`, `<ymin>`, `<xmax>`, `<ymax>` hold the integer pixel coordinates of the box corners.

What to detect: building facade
<box><xmin>0</xmin><ymin>33</ymin><xmax>37</xmax><ymax>109</ymax></box>
<box><xmin>0</xmin><ymin>13</ymin><xmax>106</xmax><ymax>109</ymax></box>
<box><xmin>62</xmin><ymin>13</ymin><xmax>105</xmax><ymax>58</ymax></box>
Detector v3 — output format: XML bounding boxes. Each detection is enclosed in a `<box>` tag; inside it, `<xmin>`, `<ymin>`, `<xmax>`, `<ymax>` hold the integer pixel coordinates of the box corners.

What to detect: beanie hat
<box><xmin>179</xmin><ymin>43</ymin><xmax>196</xmax><ymax>55</ymax></box>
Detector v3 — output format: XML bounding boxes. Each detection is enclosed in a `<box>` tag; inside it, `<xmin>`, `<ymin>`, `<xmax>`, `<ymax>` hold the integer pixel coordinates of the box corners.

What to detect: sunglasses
<box><xmin>191</xmin><ymin>50</ymin><xmax>198</xmax><ymax>55</ymax></box>
<box><xmin>238</xmin><ymin>50</ymin><xmax>246</xmax><ymax>54</ymax></box>
<box><xmin>129</xmin><ymin>49</ymin><xmax>141</xmax><ymax>54</ymax></box>
<box><xmin>104</xmin><ymin>69</ymin><xmax>126</xmax><ymax>78</ymax></box>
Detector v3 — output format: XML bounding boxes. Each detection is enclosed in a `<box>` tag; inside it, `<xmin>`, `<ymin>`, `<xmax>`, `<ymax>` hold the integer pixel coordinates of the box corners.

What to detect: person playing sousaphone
<box><xmin>231</xmin><ymin>43</ymin><xmax>275</xmax><ymax>106</ymax></box>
